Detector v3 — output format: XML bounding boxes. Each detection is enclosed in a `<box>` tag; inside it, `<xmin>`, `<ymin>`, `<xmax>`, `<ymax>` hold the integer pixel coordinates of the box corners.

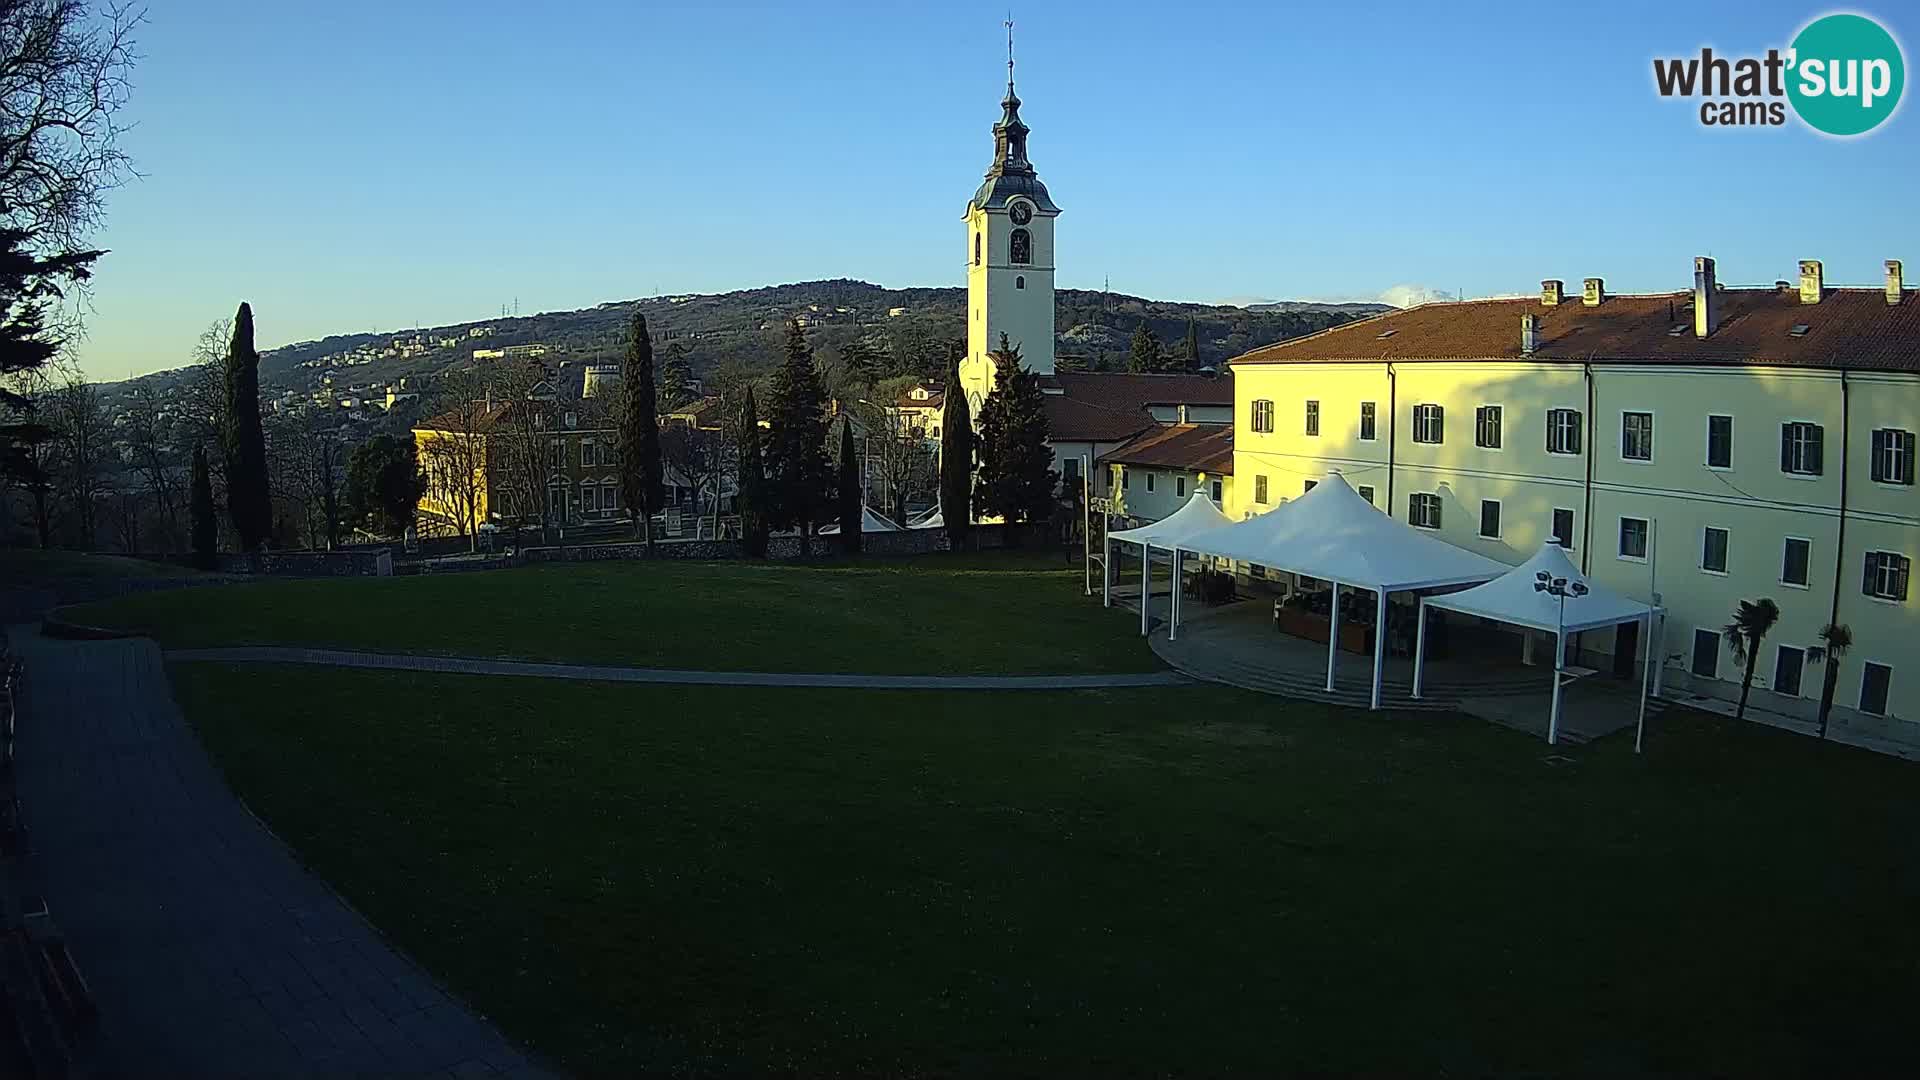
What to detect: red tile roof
<box><xmin>1230</xmin><ymin>287</ymin><xmax>1920</xmax><ymax>370</ymax></box>
<box><xmin>1098</xmin><ymin>424</ymin><xmax>1235</xmax><ymax>474</ymax></box>
<box><xmin>1037</xmin><ymin>370</ymin><xmax>1233</xmax><ymax>442</ymax></box>
<box><xmin>1042</xmin><ymin>395</ymin><xmax>1155</xmax><ymax>443</ymax></box>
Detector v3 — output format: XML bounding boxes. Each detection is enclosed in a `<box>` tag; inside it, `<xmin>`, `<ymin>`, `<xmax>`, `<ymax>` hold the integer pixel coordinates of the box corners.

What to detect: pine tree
<box><xmin>1182</xmin><ymin>317</ymin><xmax>1201</xmax><ymax>369</ymax></box>
<box><xmin>734</xmin><ymin>385</ymin><xmax>768</xmax><ymax>557</ymax></box>
<box><xmin>657</xmin><ymin>341</ymin><xmax>695</xmax><ymax>411</ymax></box>
<box><xmin>836</xmin><ymin>419</ymin><xmax>860</xmax><ymax>555</ymax></box>
<box><xmin>939</xmin><ymin>354</ymin><xmax>973</xmax><ymax>550</ymax></box>
<box><xmin>222</xmin><ymin>302</ymin><xmax>272</xmax><ymax>550</ymax></box>
<box><xmin>1127</xmin><ymin>322</ymin><xmax>1163</xmax><ymax>374</ymax></box>
<box><xmin>190</xmin><ymin>443</ymin><xmax>217</xmax><ymax>569</ymax></box>
<box><xmin>764</xmin><ymin>319</ymin><xmax>833</xmax><ymax>554</ymax></box>
<box><xmin>618</xmin><ymin>313</ymin><xmax>665</xmax><ymax>550</ymax></box>
<box><xmin>977</xmin><ymin>335</ymin><xmax>1056</xmax><ymax>535</ymax></box>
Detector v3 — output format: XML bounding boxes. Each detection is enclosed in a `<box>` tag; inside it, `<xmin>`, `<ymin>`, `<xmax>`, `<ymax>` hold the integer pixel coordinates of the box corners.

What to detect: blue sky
<box><xmin>77</xmin><ymin>0</ymin><xmax>1917</xmax><ymax>379</ymax></box>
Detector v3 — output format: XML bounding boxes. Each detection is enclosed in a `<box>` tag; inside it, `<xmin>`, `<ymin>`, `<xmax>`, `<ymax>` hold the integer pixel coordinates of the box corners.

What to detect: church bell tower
<box><xmin>959</xmin><ymin>24</ymin><xmax>1059</xmax><ymax>418</ymax></box>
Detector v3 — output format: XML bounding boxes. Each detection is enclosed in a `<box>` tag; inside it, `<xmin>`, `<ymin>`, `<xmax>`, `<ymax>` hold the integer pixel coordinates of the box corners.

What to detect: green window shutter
<box><xmin>1905</xmin><ymin>433</ymin><xmax>1917</xmax><ymax>486</ymax></box>
<box><xmin>1808</xmin><ymin>425</ymin><xmax>1824</xmax><ymax>474</ymax></box>
<box><xmin>1864</xmin><ymin>552</ymin><xmax>1876</xmax><ymax>596</ymax></box>
<box><xmin>1781</xmin><ymin>425</ymin><xmax>1794</xmax><ymax>472</ymax></box>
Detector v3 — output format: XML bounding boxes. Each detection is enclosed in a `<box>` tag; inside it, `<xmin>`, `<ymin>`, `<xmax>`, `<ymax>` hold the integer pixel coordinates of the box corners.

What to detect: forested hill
<box><xmin>115</xmin><ymin>280</ymin><xmax>1389</xmax><ymax>397</ymax></box>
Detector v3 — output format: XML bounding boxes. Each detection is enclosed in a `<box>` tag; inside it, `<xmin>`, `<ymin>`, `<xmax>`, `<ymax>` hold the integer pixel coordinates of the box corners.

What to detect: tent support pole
<box><xmin>1102</xmin><ymin>534</ymin><xmax>1111</xmax><ymax>608</ymax></box>
<box><xmin>1370</xmin><ymin>587</ymin><xmax>1387</xmax><ymax>710</ymax></box>
<box><xmin>1548</xmin><ymin>625</ymin><xmax>1565</xmax><ymax>745</ymax></box>
<box><xmin>1650</xmin><ymin>611</ymin><xmax>1667</xmax><ymax>697</ymax></box>
<box><xmin>1412</xmin><ymin>597</ymin><xmax>1428</xmax><ymax>699</ymax></box>
<box><xmin>1634</xmin><ymin>611</ymin><xmax>1653</xmax><ymax>755</ymax></box>
<box><xmin>1169</xmin><ymin>547</ymin><xmax>1181</xmax><ymax>641</ymax></box>
<box><xmin>1139</xmin><ymin>542</ymin><xmax>1150</xmax><ymax>637</ymax></box>
<box><xmin>1326</xmin><ymin>581</ymin><xmax>1341</xmax><ymax>692</ymax></box>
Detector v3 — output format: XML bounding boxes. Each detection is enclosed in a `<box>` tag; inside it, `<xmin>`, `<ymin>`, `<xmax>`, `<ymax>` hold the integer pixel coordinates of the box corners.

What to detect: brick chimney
<box><xmin>1888</xmin><ymin>260</ymin><xmax>1906</xmax><ymax>305</ymax></box>
<box><xmin>1798</xmin><ymin>259</ymin><xmax>1824</xmax><ymax>304</ymax></box>
<box><xmin>1582</xmin><ymin>278</ymin><xmax>1605</xmax><ymax>306</ymax></box>
<box><xmin>1541</xmin><ymin>279</ymin><xmax>1564</xmax><ymax>307</ymax></box>
<box><xmin>1694</xmin><ymin>256</ymin><xmax>1718</xmax><ymax>338</ymax></box>
<box><xmin>1521</xmin><ymin>313</ymin><xmax>1538</xmax><ymax>355</ymax></box>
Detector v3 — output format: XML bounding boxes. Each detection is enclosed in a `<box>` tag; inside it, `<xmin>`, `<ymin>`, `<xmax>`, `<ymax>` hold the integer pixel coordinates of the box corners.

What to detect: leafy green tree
<box><xmin>1182</xmin><ymin>316</ymin><xmax>1201</xmax><ymax>368</ymax></box>
<box><xmin>190</xmin><ymin>443</ymin><xmax>217</xmax><ymax>569</ymax></box>
<box><xmin>1723</xmin><ymin>597</ymin><xmax>1782</xmax><ymax>722</ymax></box>
<box><xmin>618</xmin><ymin>313</ymin><xmax>665</xmax><ymax>550</ymax></box>
<box><xmin>976</xmin><ymin>335</ymin><xmax>1055</xmax><ymax>535</ymax></box>
<box><xmin>733</xmin><ymin>385</ymin><xmax>768</xmax><ymax>557</ymax></box>
<box><xmin>658</xmin><ymin>341</ymin><xmax>695</xmax><ymax>411</ymax></box>
<box><xmin>1127</xmin><ymin>322</ymin><xmax>1163</xmax><ymax>373</ymax></box>
<box><xmin>835</xmin><ymin>419</ymin><xmax>860</xmax><ymax>555</ymax></box>
<box><xmin>939</xmin><ymin>355</ymin><xmax>972</xmax><ymax>550</ymax></box>
<box><xmin>222</xmin><ymin>302</ymin><xmax>272</xmax><ymax>550</ymax></box>
<box><xmin>1808</xmin><ymin>622</ymin><xmax>1853</xmax><ymax>740</ymax></box>
<box><xmin>764</xmin><ymin>319</ymin><xmax>833</xmax><ymax>553</ymax></box>
<box><xmin>345</xmin><ymin>434</ymin><xmax>426</xmax><ymax>536</ymax></box>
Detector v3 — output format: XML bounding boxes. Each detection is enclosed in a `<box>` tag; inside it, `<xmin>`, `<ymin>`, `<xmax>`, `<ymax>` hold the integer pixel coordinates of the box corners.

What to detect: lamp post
<box><xmin>1533</xmin><ymin>570</ymin><xmax>1589</xmax><ymax>745</ymax></box>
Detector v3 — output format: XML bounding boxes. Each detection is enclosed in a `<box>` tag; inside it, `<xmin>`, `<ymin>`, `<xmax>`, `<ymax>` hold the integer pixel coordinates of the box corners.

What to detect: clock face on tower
<box><xmin>1008</xmin><ymin>201</ymin><xmax>1033</xmax><ymax>226</ymax></box>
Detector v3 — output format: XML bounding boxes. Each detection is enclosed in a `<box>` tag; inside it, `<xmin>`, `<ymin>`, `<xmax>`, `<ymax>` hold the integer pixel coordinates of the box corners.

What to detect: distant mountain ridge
<box><xmin>108</xmin><ymin>280</ymin><xmax>1390</xmax><ymax>398</ymax></box>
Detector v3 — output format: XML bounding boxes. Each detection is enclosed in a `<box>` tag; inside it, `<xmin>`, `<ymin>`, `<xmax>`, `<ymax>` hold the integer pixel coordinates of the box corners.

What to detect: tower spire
<box><xmin>987</xmin><ymin>17</ymin><xmax>1033</xmax><ymax>179</ymax></box>
<box><xmin>1006</xmin><ymin>15</ymin><xmax>1015</xmax><ymax>92</ymax></box>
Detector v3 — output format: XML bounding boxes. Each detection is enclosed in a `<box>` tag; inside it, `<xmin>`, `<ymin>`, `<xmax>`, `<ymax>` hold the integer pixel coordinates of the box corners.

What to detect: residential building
<box><xmin>1225</xmin><ymin>258</ymin><xmax>1918</xmax><ymax>733</ymax></box>
<box><xmin>1102</xmin><ymin>423</ymin><xmax>1234</xmax><ymax>522</ymax></box>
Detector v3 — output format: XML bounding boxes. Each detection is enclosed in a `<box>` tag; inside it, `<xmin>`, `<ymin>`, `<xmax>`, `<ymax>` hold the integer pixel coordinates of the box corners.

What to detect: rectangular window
<box><xmin>1552</xmin><ymin>508</ymin><xmax>1576</xmax><ymax>549</ymax></box>
<box><xmin>1145</xmin><ymin>472</ymin><xmax>1155</xmax><ymax>493</ymax></box>
<box><xmin>1859</xmin><ymin>662</ymin><xmax>1892</xmax><ymax>716</ymax></box>
<box><xmin>600</xmin><ymin>443</ymin><xmax>616</xmax><ymax>467</ymax></box>
<box><xmin>1063</xmin><ymin>458</ymin><xmax>1080</xmax><ymax>482</ymax></box>
<box><xmin>1774</xmin><ymin>646</ymin><xmax>1805</xmax><ymax>697</ymax></box>
<box><xmin>1121</xmin><ymin>467</ymin><xmax>1129</xmax><ymax>490</ymax></box>
<box><xmin>1211</xmin><ymin>479</ymin><xmax>1222</xmax><ymax>503</ymax></box>
<box><xmin>1475</xmin><ymin>405</ymin><xmax>1503</xmax><ymax>449</ymax></box>
<box><xmin>1691</xmin><ymin>628</ymin><xmax>1720</xmax><ymax>679</ymax></box>
<box><xmin>1546</xmin><ymin>408</ymin><xmax>1582</xmax><ymax>455</ymax></box>
<box><xmin>1701</xmin><ymin>526</ymin><xmax>1729</xmax><ymax>574</ymax></box>
<box><xmin>1781</xmin><ymin>422</ymin><xmax>1824</xmax><ymax>475</ymax></box>
<box><xmin>1304</xmin><ymin>400</ymin><xmax>1320</xmax><ymax>436</ymax></box>
<box><xmin>1782</xmin><ymin>538</ymin><xmax>1811</xmax><ymax>587</ymax></box>
<box><xmin>1175</xmin><ymin>475</ymin><xmax>1185</xmax><ymax>497</ymax></box>
<box><xmin>1409</xmin><ymin>493</ymin><xmax>1442</xmax><ymax>529</ymax></box>
<box><xmin>1871</xmin><ymin>428</ymin><xmax>1916</xmax><ymax>485</ymax></box>
<box><xmin>1359</xmin><ymin>402</ymin><xmax>1377</xmax><ymax>441</ymax></box>
<box><xmin>1622</xmin><ymin>411</ymin><xmax>1654</xmax><ymax>461</ymax></box>
<box><xmin>580</xmin><ymin>440</ymin><xmax>594</xmax><ymax>468</ymax></box>
<box><xmin>1707</xmin><ymin>414</ymin><xmax>1733</xmax><ymax>468</ymax></box>
<box><xmin>602</xmin><ymin>482</ymin><xmax>618</xmax><ymax>510</ymax></box>
<box><xmin>1251</xmin><ymin>399</ymin><xmax>1274</xmax><ymax>433</ymax></box>
<box><xmin>1412</xmin><ymin>404</ymin><xmax>1444</xmax><ymax>444</ymax></box>
<box><xmin>1479</xmin><ymin>499</ymin><xmax>1501</xmax><ymax>539</ymax></box>
<box><xmin>1254</xmin><ymin>475</ymin><xmax>1268</xmax><ymax>504</ymax></box>
<box><xmin>1864</xmin><ymin>551</ymin><xmax>1911</xmax><ymax>602</ymax></box>
<box><xmin>581</xmin><ymin>483</ymin><xmax>598</xmax><ymax>512</ymax></box>
<box><xmin>1357</xmin><ymin>485</ymin><xmax>1375</xmax><ymax>506</ymax></box>
<box><xmin>1618</xmin><ymin>516</ymin><xmax>1649</xmax><ymax>560</ymax></box>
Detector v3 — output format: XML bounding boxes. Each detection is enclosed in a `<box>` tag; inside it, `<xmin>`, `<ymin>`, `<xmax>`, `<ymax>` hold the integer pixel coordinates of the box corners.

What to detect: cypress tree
<box><xmin>222</xmin><ymin>302</ymin><xmax>272</xmax><ymax>550</ymax></box>
<box><xmin>1127</xmin><ymin>322</ymin><xmax>1162</xmax><ymax>374</ymax></box>
<box><xmin>1182</xmin><ymin>317</ymin><xmax>1201</xmax><ymax>369</ymax></box>
<box><xmin>938</xmin><ymin>354</ymin><xmax>973</xmax><ymax>550</ymax></box>
<box><xmin>764</xmin><ymin>319</ymin><xmax>833</xmax><ymax>555</ymax></box>
<box><xmin>835</xmin><ymin>419</ymin><xmax>861</xmax><ymax>555</ymax></box>
<box><xmin>190</xmin><ymin>443</ymin><xmax>217</xmax><ymax>569</ymax></box>
<box><xmin>735</xmin><ymin>385</ymin><xmax>768</xmax><ymax>558</ymax></box>
<box><xmin>976</xmin><ymin>337</ymin><xmax>1056</xmax><ymax>536</ymax></box>
<box><xmin>618</xmin><ymin>312</ymin><xmax>665</xmax><ymax>551</ymax></box>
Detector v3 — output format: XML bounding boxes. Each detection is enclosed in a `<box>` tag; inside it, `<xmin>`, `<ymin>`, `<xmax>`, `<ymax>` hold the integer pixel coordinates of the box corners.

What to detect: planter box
<box><xmin>1274</xmin><ymin>606</ymin><xmax>1373</xmax><ymax>655</ymax></box>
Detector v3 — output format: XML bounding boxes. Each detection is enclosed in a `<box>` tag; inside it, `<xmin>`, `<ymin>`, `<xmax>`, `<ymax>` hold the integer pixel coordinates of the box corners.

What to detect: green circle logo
<box><xmin>1787</xmin><ymin>13</ymin><xmax>1905</xmax><ymax>136</ymax></box>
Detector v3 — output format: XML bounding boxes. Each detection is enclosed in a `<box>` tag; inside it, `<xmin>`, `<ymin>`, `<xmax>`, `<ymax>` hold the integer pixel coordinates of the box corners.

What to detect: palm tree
<box><xmin>1722</xmin><ymin>598</ymin><xmax>1782</xmax><ymax>722</ymax></box>
<box><xmin>1807</xmin><ymin>622</ymin><xmax>1853</xmax><ymax>740</ymax></box>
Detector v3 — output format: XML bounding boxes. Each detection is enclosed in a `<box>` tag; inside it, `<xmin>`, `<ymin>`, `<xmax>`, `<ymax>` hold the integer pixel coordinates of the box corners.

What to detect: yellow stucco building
<box><xmin>1223</xmin><ymin>258</ymin><xmax>1918</xmax><ymax>734</ymax></box>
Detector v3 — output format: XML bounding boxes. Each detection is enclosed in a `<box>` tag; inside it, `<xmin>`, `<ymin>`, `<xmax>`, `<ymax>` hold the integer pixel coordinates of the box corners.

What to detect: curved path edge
<box><xmin>167</xmin><ymin>646</ymin><xmax>1188</xmax><ymax>690</ymax></box>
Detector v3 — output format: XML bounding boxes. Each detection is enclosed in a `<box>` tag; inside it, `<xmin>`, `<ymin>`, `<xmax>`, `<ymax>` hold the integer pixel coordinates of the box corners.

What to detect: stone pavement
<box><xmin>6</xmin><ymin>627</ymin><xmax>556</xmax><ymax>1078</ymax></box>
<box><xmin>165</xmin><ymin>645</ymin><xmax>1188</xmax><ymax>690</ymax></box>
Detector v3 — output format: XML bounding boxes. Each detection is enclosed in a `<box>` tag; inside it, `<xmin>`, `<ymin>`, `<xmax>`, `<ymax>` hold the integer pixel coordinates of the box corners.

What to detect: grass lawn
<box><xmin>0</xmin><ymin>549</ymin><xmax>212</xmax><ymax>582</ymax></box>
<box><xmin>172</xmin><ymin>663</ymin><xmax>1920</xmax><ymax>1076</ymax></box>
<box><xmin>65</xmin><ymin>552</ymin><xmax>1154</xmax><ymax>674</ymax></box>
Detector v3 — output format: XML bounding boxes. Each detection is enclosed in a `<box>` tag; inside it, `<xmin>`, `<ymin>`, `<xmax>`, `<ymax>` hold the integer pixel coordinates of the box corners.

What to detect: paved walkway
<box><xmin>7</xmin><ymin>628</ymin><xmax>555</xmax><ymax>1077</ymax></box>
<box><xmin>166</xmin><ymin>646</ymin><xmax>1188</xmax><ymax>690</ymax></box>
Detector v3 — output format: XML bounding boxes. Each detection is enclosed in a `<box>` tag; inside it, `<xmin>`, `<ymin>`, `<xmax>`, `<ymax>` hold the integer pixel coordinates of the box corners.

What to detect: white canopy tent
<box><xmin>1171</xmin><ymin>472</ymin><xmax>1509</xmax><ymax>709</ymax></box>
<box><xmin>1416</xmin><ymin>541</ymin><xmax>1663</xmax><ymax>748</ymax></box>
<box><xmin>818</xmin><ymin>506</ymin><xmax>903</xmax><ymax>535</ymax></box>
<box><xmin>906</xmin><ymin>506</ymin><xmax>943</xmax><ymax>530</ymax></box>
<box><xmin>1103</xmin><ymin>491</ymin><xmax>1234</xmax><ymax>636</ymax></box>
